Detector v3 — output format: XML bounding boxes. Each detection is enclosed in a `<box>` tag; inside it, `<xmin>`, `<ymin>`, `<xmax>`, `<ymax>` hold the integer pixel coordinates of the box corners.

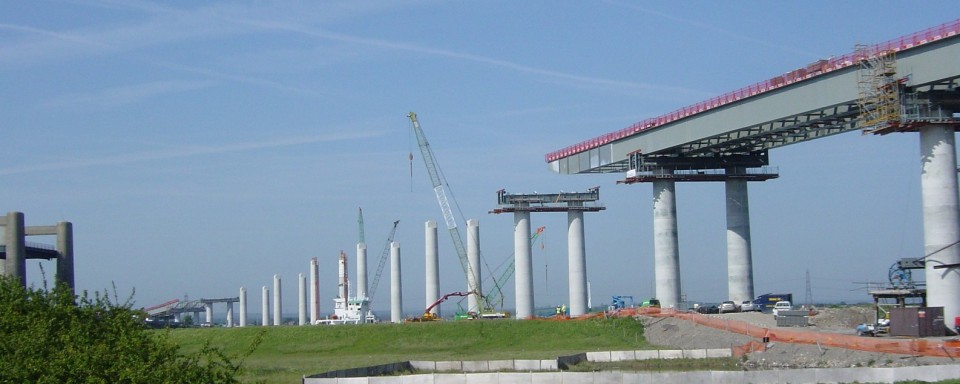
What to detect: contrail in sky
<box><xmin>227</xmin><ymin>17</ymin><xmax>712</xmax><ymax>97</ymax></box>
<box><xmin>0</xmin><ymin>22</ymin><xmax>322</xmax><ymax>97</ymax></box>
<box><xmin>602</xmin><ymin>0</ymin><xmax>822</xmax><ymax>59</ymax></box>
<box><xmin>0</xmin><ymin>131</ymin><xmax>385</xmax><ymax>176</ymax></box>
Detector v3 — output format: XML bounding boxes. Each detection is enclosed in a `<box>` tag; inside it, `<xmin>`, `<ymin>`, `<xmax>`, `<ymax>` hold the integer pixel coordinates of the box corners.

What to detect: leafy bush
<box><xmin>0</xmin><ymin>277</ymin><xmax>253</xmax><ymax>383</ymax></box>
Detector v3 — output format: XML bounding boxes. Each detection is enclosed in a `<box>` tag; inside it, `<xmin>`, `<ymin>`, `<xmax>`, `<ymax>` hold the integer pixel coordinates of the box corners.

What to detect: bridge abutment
<box><xmin>919</xmin><ymin>124</ymin><xmax>960</xmax><ymax>325</ymax></box>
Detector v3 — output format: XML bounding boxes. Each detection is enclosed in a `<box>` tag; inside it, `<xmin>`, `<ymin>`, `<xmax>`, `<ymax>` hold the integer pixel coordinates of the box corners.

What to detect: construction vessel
<box><xmin>316</xmin><ymin>251</ymin><xmax>378</xmax><ymax>325</ymax></box>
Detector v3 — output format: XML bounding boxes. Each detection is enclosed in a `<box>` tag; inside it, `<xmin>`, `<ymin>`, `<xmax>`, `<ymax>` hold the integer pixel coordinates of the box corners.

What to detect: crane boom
<box><xmin>425</xmin><ymin>291</ymin><xmax>472</xmax><ymax>315</ymax></box>
<box><xmin>368</xmin><ymin>220</ymin><xmax>400</xmax><ymax>301</ymax></box>
<box><xmin>407</xmin><ymin>112</ymin><xmax>473</xmax><ymax>285</ymax></box>
<box><xmin>483</xmin><ymin>226</ymin><xmax>545</xmax><ymax>310</ymax></box>
<box><xmin>358</xmin><ymin>207</ymin><xmax>365</xmax><ymax>244</ymax></box>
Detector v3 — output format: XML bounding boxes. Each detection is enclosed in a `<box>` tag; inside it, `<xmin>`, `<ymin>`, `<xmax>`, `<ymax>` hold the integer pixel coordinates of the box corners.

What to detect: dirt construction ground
<box><xmin>639</xmin><ymin>307</ymin><xmax>959</xmax><ymax>369</ymax></box>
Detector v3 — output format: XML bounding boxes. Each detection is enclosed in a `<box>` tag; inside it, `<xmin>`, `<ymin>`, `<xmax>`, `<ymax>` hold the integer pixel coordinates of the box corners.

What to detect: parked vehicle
<box><xmin>718</xmin><ymin>300</ymin><xmax>738</xmax><ymax>314</ymax></box>
<box><xmin>772</xmin><ymin>300</ymin><xmax>793</xmax><ymax>317</ymax></box>
<box><xmin>856</xmin><ymin>318</ymin><xmax>890</xmax><ymax>336</ymax></box>
<box><xmin>755</xmin><ymin>293</ymin><xmax>793</xmax><ymax>312</ymax></box>
<box><xmin>740</xmin><ymin>300</ymin><xmax>759</xmax><ymax>312</ymax></box>
<box><xmin>641</xmin><ymin>298</ymin><xmax>661</xmax><ymax>308</ymax></box>
<box><xmin>695</xmin><ymin>303</ymin><xmax>719</xmax><ymax>314</ymax></box>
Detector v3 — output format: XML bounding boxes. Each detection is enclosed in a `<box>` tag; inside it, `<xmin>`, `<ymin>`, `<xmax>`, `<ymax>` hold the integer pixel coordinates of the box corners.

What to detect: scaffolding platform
<box><xmin>490</xmin><ymin>187</ymin><xmax>605</xmax><ymax>214</ymax></box>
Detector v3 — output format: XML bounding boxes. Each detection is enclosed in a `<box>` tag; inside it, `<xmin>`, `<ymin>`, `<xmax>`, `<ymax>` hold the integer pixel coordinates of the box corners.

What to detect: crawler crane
<box><xmin>408</xmin><ymin>112</ymin><xmax>504</xmax><ymax>312</ymax></box>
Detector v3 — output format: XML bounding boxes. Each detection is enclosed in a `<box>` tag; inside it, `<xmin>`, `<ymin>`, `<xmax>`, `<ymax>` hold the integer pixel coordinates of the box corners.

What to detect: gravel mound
<box><xmin>639</xmin><ymin>308</ymin><xmax>957</xmax><ymax>369</ymax></box>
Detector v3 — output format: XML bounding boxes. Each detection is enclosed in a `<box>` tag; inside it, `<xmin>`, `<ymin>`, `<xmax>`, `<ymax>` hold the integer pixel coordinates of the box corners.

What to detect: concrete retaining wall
<box><xmin>306</xmin><ymin>349</ymin><xmax>731</xmax><ymax>380</ymax></box>
<box><xmin>304</xmin><ymin>364</ymin><xmax>960</xmax><ymax>383</ymax></box>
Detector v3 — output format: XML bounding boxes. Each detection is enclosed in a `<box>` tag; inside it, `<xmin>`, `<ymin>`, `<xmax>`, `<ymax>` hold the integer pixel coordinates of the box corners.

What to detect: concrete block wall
<box><xmin>308</xmin><ymin>348</ymin><xmax>732</xmax><ymax>380</ymax></box>
<box><xmin>304</xmin><ymin>365</ymin><xmax>960</xmax><ymax>383</ymax></box>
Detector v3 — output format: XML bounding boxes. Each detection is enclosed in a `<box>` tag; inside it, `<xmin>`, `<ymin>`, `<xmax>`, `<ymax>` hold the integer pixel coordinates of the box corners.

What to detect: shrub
<box><xmin>0</xmin><ymin>276</ymin><xmax>252</xmax><ymax>383</ymax></box>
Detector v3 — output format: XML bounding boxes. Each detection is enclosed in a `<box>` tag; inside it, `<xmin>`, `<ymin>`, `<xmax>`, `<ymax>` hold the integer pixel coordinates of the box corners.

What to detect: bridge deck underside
<box><xmin>551</xmin><ymin>33</ymin><xmax>960</xmax><ymax>175</ymax></box>
<box><xmin>0</xmin><ymin>245</ymin><xmax>59</xmax><ymax>260</ymax></box>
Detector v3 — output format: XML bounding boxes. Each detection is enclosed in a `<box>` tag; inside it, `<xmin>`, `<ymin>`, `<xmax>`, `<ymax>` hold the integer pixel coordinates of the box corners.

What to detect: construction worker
<box><xmin>561</xmin><ymin>304</ymin><xmax>567</xmax><ymax>316</ymax></box>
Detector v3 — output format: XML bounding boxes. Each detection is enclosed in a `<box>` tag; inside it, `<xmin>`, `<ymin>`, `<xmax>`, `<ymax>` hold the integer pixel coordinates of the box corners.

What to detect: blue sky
<box><xmin>1</xmin><ymin>1</ymin><xmax>957</xmax><ymax>316</ymax></box>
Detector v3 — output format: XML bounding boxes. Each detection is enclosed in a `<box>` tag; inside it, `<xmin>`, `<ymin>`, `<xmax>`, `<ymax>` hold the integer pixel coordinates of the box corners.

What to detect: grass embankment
<box><xmin>164</xmin><ymin>317</ymin><xmax>646</xmax><ymax>383</ymax></box>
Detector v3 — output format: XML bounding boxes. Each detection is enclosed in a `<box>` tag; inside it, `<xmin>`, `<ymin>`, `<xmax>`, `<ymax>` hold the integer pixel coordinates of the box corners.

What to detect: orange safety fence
<box><xmin>635</xmin><ymin>309</ymin><xmax>960</xmax><ymax>358</ymax></box>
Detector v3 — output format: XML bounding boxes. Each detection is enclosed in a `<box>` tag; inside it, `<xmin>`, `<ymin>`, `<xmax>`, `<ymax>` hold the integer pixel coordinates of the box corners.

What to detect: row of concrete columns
<box><xmin>511</xmin><ymin>209</ymin><xmax>594</xmax><ymax>318</ymax></box>
<box><xmin>202</xmin><ymin>300</ymin><xmax>236</xmax><ymax>327</ymax></box>
<box><xmin>0</xmin><ymin>212</ymin><xmax>74</xmax><ymax>290</ymax></box>
<box><xmin>651</xmin><ymin>175</ymin><xmax>759</xmax><ymax>309</ymax></box>
<box><xmin>646</xmin><ymin>124</ymin><xmax>959</xmax><ymax>324</ymax></box>
<box><xmin>232</xmin><ymin>240</ymin><xmax>404</xmax><ymax>326</ymax></box>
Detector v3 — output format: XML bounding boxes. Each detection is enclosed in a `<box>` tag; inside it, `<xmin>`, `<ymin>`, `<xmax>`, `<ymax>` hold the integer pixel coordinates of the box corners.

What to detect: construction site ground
<box><xmin>639</xmin><ymin>307</ymin><xmax>959</xmax><ymax>369</ymax></box>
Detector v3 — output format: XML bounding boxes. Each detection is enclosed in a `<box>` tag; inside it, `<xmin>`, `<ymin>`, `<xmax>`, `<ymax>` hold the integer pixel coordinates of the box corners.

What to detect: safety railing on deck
<box><xmin>545</xmin><ymin>18</ymin><xmax>960</xmax><ymax>163</ymax></box>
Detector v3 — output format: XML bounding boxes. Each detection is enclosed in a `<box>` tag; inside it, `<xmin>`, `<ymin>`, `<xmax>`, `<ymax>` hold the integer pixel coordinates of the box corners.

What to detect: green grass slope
<box><xmin>164</xmin><ymin>317</ymin><xmax>647</xmax><ymax>383</ymax></box>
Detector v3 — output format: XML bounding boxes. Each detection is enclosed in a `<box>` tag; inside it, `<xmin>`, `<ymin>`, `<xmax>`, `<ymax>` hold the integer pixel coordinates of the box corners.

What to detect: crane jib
<box><xmin>434</xmin><ymin>185</ymin><xmax>458</xmax><ymax>230</ymax></box>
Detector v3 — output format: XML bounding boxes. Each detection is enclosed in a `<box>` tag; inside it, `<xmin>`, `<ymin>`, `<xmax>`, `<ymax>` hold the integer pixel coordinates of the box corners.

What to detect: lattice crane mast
<box><xmin>357</xmin><ymin>207</ymin><xmax>365</xmax><ymax>244</ymax></box>
<box><xmin>368</xmin><ymin>220</ymin><xmax>400</xmax><ymax>301</ymax></box>
<box><xmin>408</xmin><ymin>112</ymin><xmax>495</xmax><ymax>309</ymax></box>
<box><xmin>483</xmin><ymin>226</ymin><xmax>545</xmax><ymax>311</ymax></box>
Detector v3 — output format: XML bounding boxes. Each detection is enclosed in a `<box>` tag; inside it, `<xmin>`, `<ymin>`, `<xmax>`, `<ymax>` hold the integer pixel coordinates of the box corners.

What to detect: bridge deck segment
<box><xmin>548</xmin><ymin>19</ymin><xmax>960</xmax><ymax>175</ymax></box>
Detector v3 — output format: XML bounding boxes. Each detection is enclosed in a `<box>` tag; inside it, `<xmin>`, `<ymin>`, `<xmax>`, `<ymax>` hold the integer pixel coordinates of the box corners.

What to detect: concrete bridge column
<box><xmin>3</xmin><ymin>212</ymin><xmax>25</xmax><ymax>286</ymax></box>
<box><xmin>514</xmin><ymin>206</ymin><xmax>534</xmax><ymax>319</ymax></box>
<box><xmin>568</xmin><ymin>207</ymin><xmax>588</xmax><ymax>316</ymax></box>
<box><xmin>653</xmin><ymin>180</ymin><xmax>681</xmax><ymax>309</ymax></box>
<box><xmin>425</xmin><ymin>220</ymin><xmax>440</xmax><ymax>316</ymax></box>
<box><xmin>309</xmin><ymin>258</ymin><xmax>319</xmax><ymax>324</ymax></box>
<box><xmin>226</xmin><ymin>302</ymin><xmax>234</xmax><ymax>327</ymax></box>
<box><xmin>261</xmin><ymin>286</ymin><xmax>270</xmax><ymax>326</ymax></box>
<box><xmin>55</xmin><ymin>221</ymin><xmax>74</xmax><ymax>291</ymax></box>
<box><xmin>273</xmin><ymin>275</ymin><xmax>282</xmax><ymax>326</ymax></box>
<box><xmin>204</xmin><ymin>303</ymin><xmax>213</xmax><ymax>324</ymax></box>
<box><xmin>726</xmin><ymin>173</ymin><xmax>754</xmax><ymax>303</ymax></box>
<box><xmin>239</xmin><ymin>287</ymin><xmax>247</xmax><ymax>327</ymax></box>
<box><xmin>298</xmin><ymin>273</ymin><xmax>307</xmax><ymax>326</ymax></box>
<box><xmin>390</xmin><ymin>242</ymin><xmax>403</xmax><ymax>323</ymax></box>
<box><xmin>919</xmin><ymin>125</ymin><xmax>960</xmax><ymax>326</ymax></box>
<box><xmin>466</xmin><ymin>219</ymin><xmax>482</xmax><ymax>313</ymax></box>
<box><xmin>357</xmin><ymin>243</ymin><xmax>368</xmax><ymax>300</ymax></box>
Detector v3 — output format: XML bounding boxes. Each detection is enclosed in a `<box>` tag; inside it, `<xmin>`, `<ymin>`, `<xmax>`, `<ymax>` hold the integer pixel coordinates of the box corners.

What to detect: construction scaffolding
<box><xmin>856</xmin><ymin>45</ymin><xmax>901</xmax><ymax>133</ymax></box>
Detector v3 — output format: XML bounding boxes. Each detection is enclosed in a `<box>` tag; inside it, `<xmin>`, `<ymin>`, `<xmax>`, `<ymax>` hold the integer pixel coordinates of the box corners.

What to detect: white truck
<box><xmin>772</xmin><ymin>300</ymin><xmax>793</xmax><ymax>318</ymax></box>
